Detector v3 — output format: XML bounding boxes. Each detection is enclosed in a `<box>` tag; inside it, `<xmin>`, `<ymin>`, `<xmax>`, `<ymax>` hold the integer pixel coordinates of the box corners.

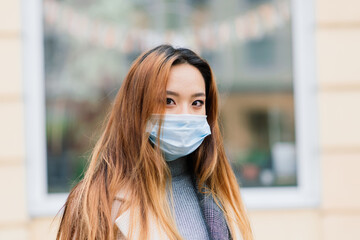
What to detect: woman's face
<box><xmin>165</xmin><ymin>64</ymin><xmax>206</xmax><ymax>115</ymax></box>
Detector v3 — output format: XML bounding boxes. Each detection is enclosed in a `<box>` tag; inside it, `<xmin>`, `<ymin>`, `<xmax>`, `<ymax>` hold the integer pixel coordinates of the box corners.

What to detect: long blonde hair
<box><xmin>56</xmin><ymin>45</ymin><xmax>253</xmax><ymax>240</ymax></box>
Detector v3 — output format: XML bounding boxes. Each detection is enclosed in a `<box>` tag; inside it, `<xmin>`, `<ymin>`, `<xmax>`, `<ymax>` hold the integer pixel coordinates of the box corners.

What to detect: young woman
<box><xmin>57</xmin><ymin>45</ymin><xmax>253</xmax><ymax>240</ymax></box>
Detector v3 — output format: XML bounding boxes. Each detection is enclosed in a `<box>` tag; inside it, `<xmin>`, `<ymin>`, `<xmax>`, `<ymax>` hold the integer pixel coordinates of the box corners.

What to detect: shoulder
<box><xmin>111</xmin><ymin>190</ymin><xmax>170</xmax><ymax>240</ymax></box>
<box><xmin>111</xmin><ymin>191</ymin><xmax>127</xmax><ymax>222</ymax></box>
<box><xmin>111</xmin><ymin>190</ymin><xmax>130</xmax><ymax>239</ymax></box>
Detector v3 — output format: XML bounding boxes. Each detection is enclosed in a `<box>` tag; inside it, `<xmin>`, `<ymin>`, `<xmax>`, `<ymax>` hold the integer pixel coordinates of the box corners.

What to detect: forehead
<box><xmin>166</xmin><ymin>64</ymin><xmax>205</xmax><ymax>92</ymax></box>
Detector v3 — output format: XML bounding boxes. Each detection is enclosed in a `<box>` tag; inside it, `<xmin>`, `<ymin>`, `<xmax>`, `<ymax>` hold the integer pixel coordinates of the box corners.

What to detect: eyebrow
<box><xmin>166</xmin><ymin>90</ymin><xmax>205</xmax><ymax>98</ymax></box>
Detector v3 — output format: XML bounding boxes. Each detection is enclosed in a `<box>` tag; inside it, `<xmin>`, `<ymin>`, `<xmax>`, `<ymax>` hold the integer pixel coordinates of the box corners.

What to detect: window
<box><xmin>23</xmin><ymin>0</ymin><xmax>319</xmax><ymax>215</ymax></box>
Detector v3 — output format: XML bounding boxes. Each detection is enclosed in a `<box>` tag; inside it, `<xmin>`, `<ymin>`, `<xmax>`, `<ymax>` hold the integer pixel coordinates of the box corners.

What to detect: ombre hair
<box><xmin>56</xmin><ymin>45</ymin><xmax>253</xmax><ymax>240</ymax></box>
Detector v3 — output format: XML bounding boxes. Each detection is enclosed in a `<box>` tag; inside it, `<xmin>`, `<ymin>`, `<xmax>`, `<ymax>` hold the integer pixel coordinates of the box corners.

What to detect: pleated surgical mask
<box><xmin>146</xmin><ymin>114</ymin><xmax>211</xmax><ymax>161</ymax></box>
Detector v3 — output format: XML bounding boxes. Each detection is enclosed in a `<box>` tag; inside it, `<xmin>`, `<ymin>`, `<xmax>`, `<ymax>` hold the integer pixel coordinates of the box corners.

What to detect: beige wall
<box><xmin>0</xmin><ymin>0</ymin><xmax>360</xmax><ymax>239</ymax></box>
<box><xmin>317</xmin><ymin>0</ymin><xmax>360</xmax><ymax>239</ymax></box>
<box><xmin>0</xmin><ymin>1</ymin><xmax>29</xmax><ymax>239</ymax></box>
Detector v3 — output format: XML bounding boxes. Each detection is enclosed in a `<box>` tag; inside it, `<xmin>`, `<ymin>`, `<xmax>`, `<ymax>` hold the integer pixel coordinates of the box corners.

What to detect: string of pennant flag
<box><xmin>43</xmin><ymin>0</ymin><xmax>291</xmax><ymax>53</ymax></box>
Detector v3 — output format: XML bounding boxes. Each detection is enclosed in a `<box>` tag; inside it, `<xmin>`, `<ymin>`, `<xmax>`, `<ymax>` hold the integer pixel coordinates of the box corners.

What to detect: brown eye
<box><xmin>192</xmin><ymin>100</ymin><xmax>204</xmax><ymax>107</ymax></box>
<box><xmin>166</xmin><ymin>98</ymin><xmax>175</xmax><ymax>105</ymax></box>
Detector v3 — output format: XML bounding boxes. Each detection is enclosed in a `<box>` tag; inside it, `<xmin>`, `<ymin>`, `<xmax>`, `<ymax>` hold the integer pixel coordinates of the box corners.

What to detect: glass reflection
<box><xmin>43</xmin><ymin>0</ymin><xmax>296</xmax><ymax>193</ymax></box>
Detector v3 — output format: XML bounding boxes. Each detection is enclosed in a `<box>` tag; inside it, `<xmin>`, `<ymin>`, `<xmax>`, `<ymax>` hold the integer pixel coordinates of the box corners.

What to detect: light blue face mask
<box><xmin>146</xmin><ymin>114</ymin><xmax>211</xmax><ymax>161</ymax></box>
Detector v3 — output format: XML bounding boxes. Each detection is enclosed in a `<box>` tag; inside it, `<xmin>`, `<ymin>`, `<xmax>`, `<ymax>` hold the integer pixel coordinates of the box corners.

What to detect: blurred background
<box><xmin>0</xmin><ymin>0</ymin><xmax>359</xmax><ymax>239</ymax></box>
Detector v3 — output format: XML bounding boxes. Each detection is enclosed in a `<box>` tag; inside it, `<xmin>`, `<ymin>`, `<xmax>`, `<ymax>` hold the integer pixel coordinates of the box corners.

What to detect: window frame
<box><xmin>23</xmin><ymin>0</ymin><xmax>319</xmax><ymax>216</ymax></box>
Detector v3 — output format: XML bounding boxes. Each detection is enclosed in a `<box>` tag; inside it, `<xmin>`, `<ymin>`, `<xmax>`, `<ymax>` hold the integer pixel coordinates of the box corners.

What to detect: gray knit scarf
<box><xmin>193</xmin><ymin>179</ymin><xmax>232</xmax><ymax>240</ymax></box>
